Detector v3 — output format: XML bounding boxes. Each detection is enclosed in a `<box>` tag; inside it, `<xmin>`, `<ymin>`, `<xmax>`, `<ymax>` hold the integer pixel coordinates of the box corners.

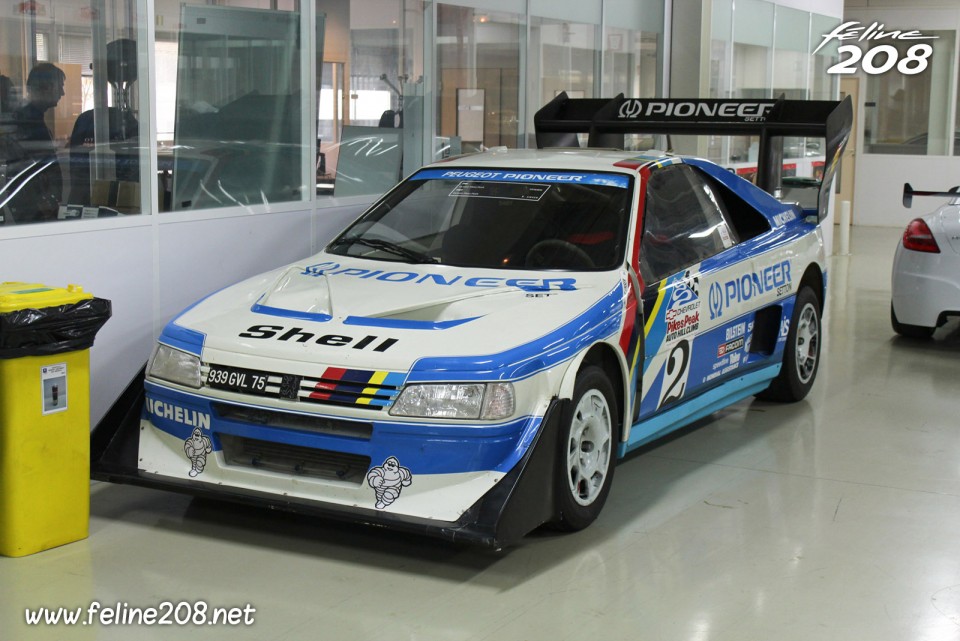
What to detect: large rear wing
<box><xmin>902</xmin><ymin>183</ymin><xmax>960</xmax><ymax>208</ymax></box>
<box><xmin>534</xmin><ymin>93</ymin><xmax>853</xmax><ymax>222</ymax></box>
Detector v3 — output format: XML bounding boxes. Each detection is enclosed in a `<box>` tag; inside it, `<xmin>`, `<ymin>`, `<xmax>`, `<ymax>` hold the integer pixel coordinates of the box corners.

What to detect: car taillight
<box><xmin>902</xmin><ymin>219</ymin><xmax>940</xmax><ymax>253</ymax></box>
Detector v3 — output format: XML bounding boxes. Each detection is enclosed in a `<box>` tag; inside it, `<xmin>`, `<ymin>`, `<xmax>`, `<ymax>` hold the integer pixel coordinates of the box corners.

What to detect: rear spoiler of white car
<box><xmin>534</xmin><ymin>93</ymin><xmax>853</xmax><ymax>223</ymax></box>
<box><xmin>902</xmin><ymin>183</ymin><xmax>960</xmax><ymax>208</ymax></box>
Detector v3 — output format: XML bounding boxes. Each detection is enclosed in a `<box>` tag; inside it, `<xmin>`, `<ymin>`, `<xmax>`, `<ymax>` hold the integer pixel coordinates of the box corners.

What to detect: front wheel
<box><xmin>758</xmin><ymin>286</ymin><xmax>821</xmax><ymax>402</ymax></box>
<box><xmin>553</xmin><ymin>366</ymin><xmax>617</xmax><ymax>531</ymax></box>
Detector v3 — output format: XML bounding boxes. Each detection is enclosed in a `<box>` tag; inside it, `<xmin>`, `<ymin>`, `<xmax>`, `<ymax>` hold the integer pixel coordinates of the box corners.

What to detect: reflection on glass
<box><xmin>329</xmin><ymin>171</ymin><xmax>631</xmax><ymax>271</ymax></box>
<box><xmin>864</xmin><ymin>31</ymin><xmax>955</xmax><ymax>156</ymax></box>
<box><xmin>437</xmin><ymin>5</ymin><xmax>523</xmax><ymax>156</ymax></box>
<box><xmin>773</xmin><ymin>6</ymin><xmax>809</xmax><ymax>161</ymax></box>
<box><xmin>162</xmin><ymin>2</ymin><xmax>303</xmax><ymax>211</ymax></box>
<box><xmin>810</xmin><ymin>14</ymin><xmax>839</xmax><ymax>101</ymax></box>
<box><xmin>728</xmin><ymin>0</ymin><xmax>772</xmax><ymax>168</ymax></box>
<box><xmin>528</xmin><ymin>15</ymin><xmax>599</xmax><ymax>147</ymax></box>
<box><xmin>317</xmin><ymin>0</ymin><xmax>422</xmax><ymax>197</ymax></box>
<box><xmin>602</xmin><ymin>0</ymin><xmax>662</xmax><ymax>100</ymax></box>
<box><xmin>708</xmin><ymin>0</ymin><xmax>733</xmax><ymax>163</ymax></box>
<box><xmin>0</xmin><ymin>2</ymin><xmax>143</xmax><ymax>225</ymax></box>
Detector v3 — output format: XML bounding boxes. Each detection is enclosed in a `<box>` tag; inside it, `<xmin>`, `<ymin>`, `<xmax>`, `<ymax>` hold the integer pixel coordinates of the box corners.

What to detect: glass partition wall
<box><xmin>707</xmin><ymin>1</ymin><xmax>840</xmax><ymax>190</ymax></box>
<box><xmin>526</xmin><ymin>3</ymin><xmax>600</xmax><ymax>148</ymax></box>
<box><xmin>862</xmin><ymin>30</ymin><xmax>956</xmax><ymax>156</ymax></box>
<box><xmin>436</xmin><ymin>4</ymin><xmax>524</xmax><ymax>155</ymax></box>
<box><xmin>160</xmin><ymin>1</ymin><xmax>305</xmax><ymax>211</ymax></box>
<box><xmin>0</xmin><ymin>0</ymin><xmax>667</xmax><ymax>228</ymax></box>
<box><xmin>0</xmin><ymin>0</ymin><xmax>148</xmax><ymax>225</ymax></box>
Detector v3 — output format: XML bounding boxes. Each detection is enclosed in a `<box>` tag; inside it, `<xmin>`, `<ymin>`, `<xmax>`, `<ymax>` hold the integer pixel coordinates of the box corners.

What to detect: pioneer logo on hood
<box><xmin>240</xmin><ymin>325</ymin><xmax>398</xmax><ymax>352</ymax></box>
<box><xmin>301</xmin><ymin>262</ymin><xmax>577</xmax><ymax>291</ymax></box>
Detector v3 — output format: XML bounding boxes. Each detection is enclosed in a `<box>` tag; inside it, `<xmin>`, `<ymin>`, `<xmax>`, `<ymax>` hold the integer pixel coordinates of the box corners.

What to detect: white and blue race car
<box><xmin>93</xmin><ymin>95</ymin><xmax>851</xmax><ymax>547</ymax></box>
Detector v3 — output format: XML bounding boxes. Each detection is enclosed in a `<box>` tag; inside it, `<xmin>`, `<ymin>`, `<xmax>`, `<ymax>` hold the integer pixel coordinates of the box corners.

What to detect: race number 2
<box><xmin>658</xmin><ymin>340</ymin><xmax>691</xmax><ymax>409</ymax></box>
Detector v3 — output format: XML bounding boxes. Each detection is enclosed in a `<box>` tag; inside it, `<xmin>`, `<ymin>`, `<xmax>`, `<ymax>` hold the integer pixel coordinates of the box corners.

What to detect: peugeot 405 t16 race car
<box><xmin>93</xmin><ymin>94</ymin><xmax>851</xmax><ymax>547</ymax></box>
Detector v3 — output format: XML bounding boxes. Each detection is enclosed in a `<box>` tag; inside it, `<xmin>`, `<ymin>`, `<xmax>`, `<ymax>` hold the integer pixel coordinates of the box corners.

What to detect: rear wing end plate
<box><xmin>534</xmin><ymin>93</ymin><xmax>853</xmax><ymax>223</ymax></box>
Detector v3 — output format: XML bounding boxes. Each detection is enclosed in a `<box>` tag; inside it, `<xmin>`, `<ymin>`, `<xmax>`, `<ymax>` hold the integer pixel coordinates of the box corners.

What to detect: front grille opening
<box><xmin>213</xmin><ymin>403</ymin><xmax>373</xmax><ymax>440</ymax></box>
<box><xmin>219</xmin><ymin>434</ymin><xmax>371</xmax><ymax>485</ymax></box>
<box><xmin>298</xmin><ymin>379</ymin><xmax>398</xmax><ymax>410</ymax></box>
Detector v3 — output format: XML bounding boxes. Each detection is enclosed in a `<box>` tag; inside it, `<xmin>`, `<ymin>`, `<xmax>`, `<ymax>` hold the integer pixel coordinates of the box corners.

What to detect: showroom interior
<box><xmin>4</xmin><ymin>0</ymin><xmax>960</xmax><ymax>638</ymax></box>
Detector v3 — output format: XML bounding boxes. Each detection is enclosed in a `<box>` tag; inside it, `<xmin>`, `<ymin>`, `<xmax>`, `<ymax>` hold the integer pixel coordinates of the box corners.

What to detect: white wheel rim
<box><xmin>795</xmin><ymin>302</ymin><xmax>819</xmax><ymax>384</ymax></box>
<box><xmin>566</xmin><ymin>389</ymin><xmax>613</xmax><ymax>507</ymax></box>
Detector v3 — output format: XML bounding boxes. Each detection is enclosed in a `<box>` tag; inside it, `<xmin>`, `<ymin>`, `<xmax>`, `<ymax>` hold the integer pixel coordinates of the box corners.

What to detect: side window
<box><xmin>640</xmin><ymin>165</ymin><xmax>739</xmax><ymax>283</ymax></box>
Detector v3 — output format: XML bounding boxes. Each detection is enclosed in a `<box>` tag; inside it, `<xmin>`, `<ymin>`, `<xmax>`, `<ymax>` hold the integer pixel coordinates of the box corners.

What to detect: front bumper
<box><xmin>91</xmin><ymin>369</ymin><xmax>566</xmax><ymax>548</ymax></box>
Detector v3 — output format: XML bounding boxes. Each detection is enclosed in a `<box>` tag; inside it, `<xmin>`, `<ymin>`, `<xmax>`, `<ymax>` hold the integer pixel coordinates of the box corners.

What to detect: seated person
<box><xmin>5</xmin><ymin>63</ymin><xmax>66</xmax><ymax>223</ymax></box>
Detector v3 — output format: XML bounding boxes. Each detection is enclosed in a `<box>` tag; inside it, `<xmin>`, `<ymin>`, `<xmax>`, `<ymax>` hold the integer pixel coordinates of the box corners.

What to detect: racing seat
<box><xmin>546</xmin><ymin>195</ymin><xmax>624</xmax><ymax>269</ymax></box>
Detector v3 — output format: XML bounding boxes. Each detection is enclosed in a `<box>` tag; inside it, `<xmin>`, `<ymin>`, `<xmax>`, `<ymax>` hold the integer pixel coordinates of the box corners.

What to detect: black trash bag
<box><xmin>0</xmin><ymin>297</ymin><xmax>112</xmax><ymax>359</ymax></box>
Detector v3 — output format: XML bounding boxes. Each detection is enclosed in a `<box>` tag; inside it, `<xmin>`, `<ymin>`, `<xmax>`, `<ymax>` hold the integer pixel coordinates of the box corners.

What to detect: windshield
<box><xmin>327</xmin><ymin>168</ymin><xmax>633</xmax><ymax>271</ymax></box>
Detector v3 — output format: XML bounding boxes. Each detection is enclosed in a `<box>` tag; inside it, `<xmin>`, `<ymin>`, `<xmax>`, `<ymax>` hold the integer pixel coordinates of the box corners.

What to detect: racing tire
<box><xmin>890</xmin><ymin>303</ymin><xmax>935</xmax><ymax>339</ymax></box>
<box><xmin>758</xmin><ymin>287</ymin><xmax>821</xmax><ymax>403</ymax></box>
<box><xmin>553</xmin><ymin>366</ymin><xmax>617</xmax><ymax>531</ymax></box>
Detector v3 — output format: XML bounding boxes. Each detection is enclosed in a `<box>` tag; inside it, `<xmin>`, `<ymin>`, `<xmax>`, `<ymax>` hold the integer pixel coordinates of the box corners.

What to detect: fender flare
<box><xmin>556</xmin><ymin>339</ymin><xmax>632</xmax><ymax>441</ymax></box>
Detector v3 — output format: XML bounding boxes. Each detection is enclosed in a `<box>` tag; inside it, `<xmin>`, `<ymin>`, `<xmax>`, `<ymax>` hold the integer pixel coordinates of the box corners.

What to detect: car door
<box><xmin>636</xmin><ymin>163</ymin><xmax>741</xmax><ymax>421</ymax></box>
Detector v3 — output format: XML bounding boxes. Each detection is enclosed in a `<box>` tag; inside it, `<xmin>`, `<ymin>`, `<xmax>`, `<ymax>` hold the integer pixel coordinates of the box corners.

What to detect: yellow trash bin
<box><xmin>0</xmin><ymin>282</ymin><xmax>111</xmax><ymax>557</ymax></box>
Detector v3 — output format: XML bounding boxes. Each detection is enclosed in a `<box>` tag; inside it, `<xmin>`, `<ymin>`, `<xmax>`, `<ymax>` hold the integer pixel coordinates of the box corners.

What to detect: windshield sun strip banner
<box><xmin>412</xmin><ymin>168</ymin><xmax>631</xmax><ymax>189</ymax></box>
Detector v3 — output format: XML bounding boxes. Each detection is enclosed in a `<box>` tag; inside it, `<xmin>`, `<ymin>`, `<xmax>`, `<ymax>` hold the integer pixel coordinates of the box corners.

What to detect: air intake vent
<box><xmin>213</xmin><ymin>403</ymin><xmax>372</xmax><ymax>440</ymax></box>
<box><xmin>219</xmin><ymin>434</ymin><xmax>370</xmax><ymax>485</ymax></box>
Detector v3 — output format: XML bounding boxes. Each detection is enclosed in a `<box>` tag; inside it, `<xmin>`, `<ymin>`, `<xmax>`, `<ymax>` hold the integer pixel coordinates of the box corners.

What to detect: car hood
<box><xmin>163</xmin><ymin>253</ymin><xmax>626</xmax><ymax>379</ymax></box>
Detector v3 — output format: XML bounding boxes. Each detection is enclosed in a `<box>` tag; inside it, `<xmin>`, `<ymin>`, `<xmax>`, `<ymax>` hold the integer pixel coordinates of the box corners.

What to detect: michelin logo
<box><xmin>146</xmin><ymin>398</ymin><xmax>211</xmax><ymax>430</ymax></box>
<box><xmin>708</xmin><ymin>261</ymin><xmax>792</xmax><ymax>320</ymax></box>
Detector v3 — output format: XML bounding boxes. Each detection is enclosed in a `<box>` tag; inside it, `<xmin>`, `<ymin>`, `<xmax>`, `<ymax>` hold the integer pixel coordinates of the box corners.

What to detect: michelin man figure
<box><xmin>367</xmin><ymin>456</ymin><xmax>412</xmax><ymax>509</ymax></box>
<box><xmin>184</xmin><ymin>428</ymin><xmax>213</xmax><ymax>477</ymax></box>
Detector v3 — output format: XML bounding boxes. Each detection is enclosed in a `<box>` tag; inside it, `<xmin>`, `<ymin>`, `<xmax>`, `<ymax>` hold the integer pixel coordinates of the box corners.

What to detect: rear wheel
<box><xmin>553</xmin><ymin>366</ymin><xmax>617</xmax><ymax>531</ymax></box>
<box><xmin>758</xmin><ymin>287</ymin><xmax>821</xmax><ymax>402</ymax></box>
<box><xmin>890</xmin><ymin>303</ymin><xmax>935</xmax><ymax>339</ymax></box>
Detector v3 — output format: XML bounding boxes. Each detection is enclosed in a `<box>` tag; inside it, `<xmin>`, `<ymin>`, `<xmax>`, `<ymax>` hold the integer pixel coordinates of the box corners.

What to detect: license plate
<box><xmin>206</xmin><ymin>365</ymin><xmax>271</xmax><ymax>395</ymax></box>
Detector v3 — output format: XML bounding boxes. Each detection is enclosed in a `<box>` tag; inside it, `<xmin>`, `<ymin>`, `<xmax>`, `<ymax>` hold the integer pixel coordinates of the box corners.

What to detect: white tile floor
<box><xmin>5</xmin><ymin>226</ymin><xmax>960</xmax><ymax>641</ymax></box>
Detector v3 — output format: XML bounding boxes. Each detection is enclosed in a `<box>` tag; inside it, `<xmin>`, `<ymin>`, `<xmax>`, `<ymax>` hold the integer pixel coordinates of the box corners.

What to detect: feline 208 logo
<box><xmin>818</xmin><ymin>21</ymin><xmax>938</xmax><ymax>76</ymax></box>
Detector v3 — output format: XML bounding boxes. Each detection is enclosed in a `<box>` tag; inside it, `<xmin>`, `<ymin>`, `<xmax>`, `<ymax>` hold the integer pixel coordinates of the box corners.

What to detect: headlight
<box><xmin>390</xmin><ymin>382</ymin><xmax>515</xmax><ymax>420</ymax></box>
<box><xmin>148</xmin><ymin>344</ymin><xmax>201</xmax><ymax>388</ymax></box>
